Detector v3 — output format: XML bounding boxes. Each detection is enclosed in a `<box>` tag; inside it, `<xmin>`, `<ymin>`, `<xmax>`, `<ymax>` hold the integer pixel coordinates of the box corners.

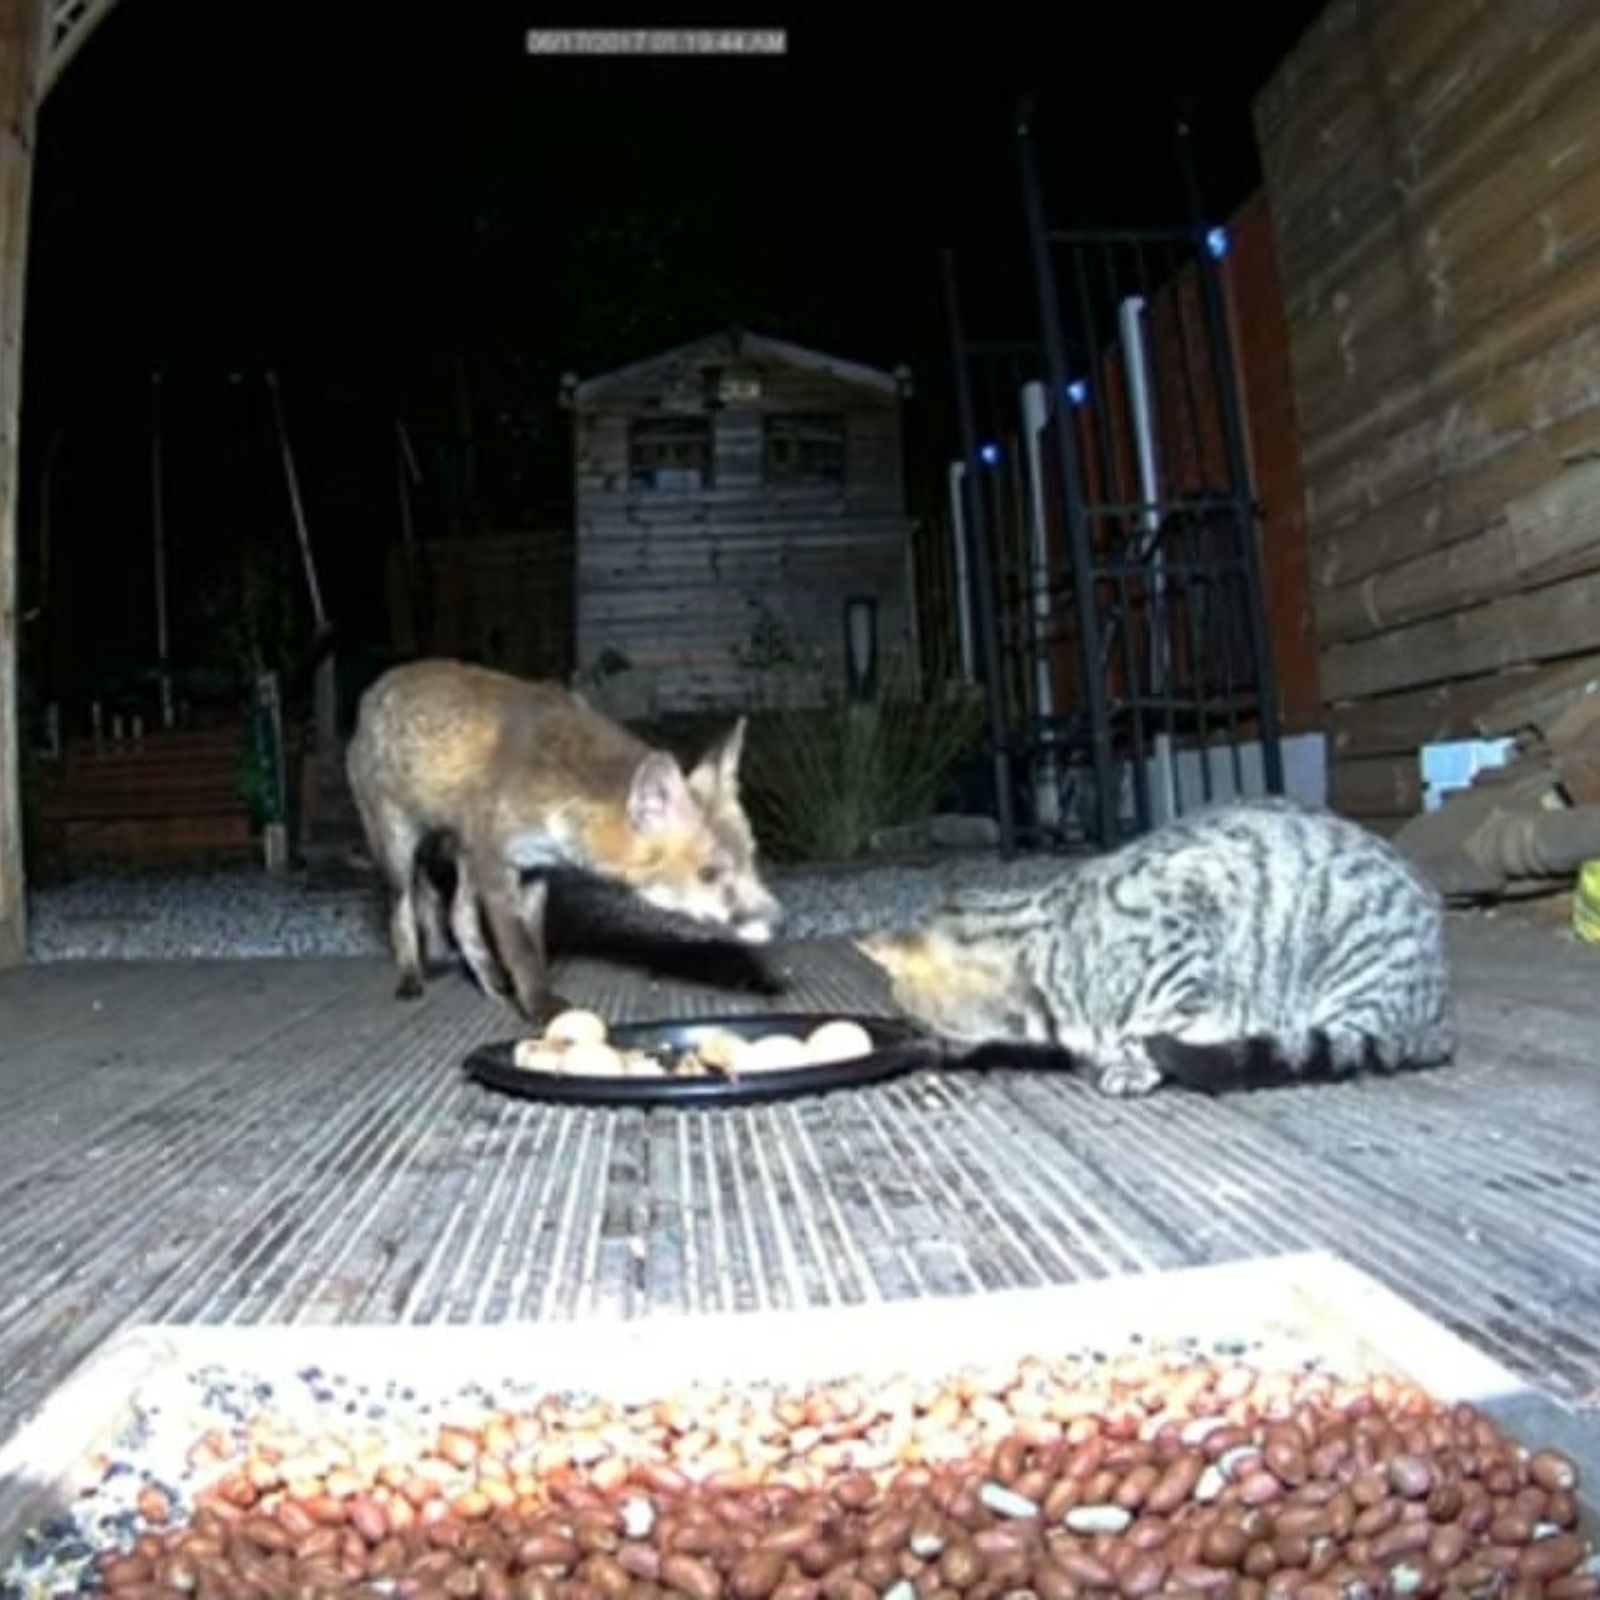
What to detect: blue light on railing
<box><xmin>1206</xmin><ymin>226</ymin><xmax>1228</xmax><ymax>259</ymax></box>
<box><xmin>1067</xmin><ymin>380</ymin><xmax>1088</xmax><ymax>406</ymax></box>
<box><xmin>979</xmin><ymin>442</ymin><xmax>1000</xmax><ymax>465</ymax></box>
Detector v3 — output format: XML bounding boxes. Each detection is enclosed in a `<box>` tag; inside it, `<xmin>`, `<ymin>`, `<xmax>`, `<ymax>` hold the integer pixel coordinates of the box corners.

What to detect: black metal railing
<box><xmin>941</xmin><ymin>107</ymin><xmax>1284</xmax><ymax>853</ymax></box>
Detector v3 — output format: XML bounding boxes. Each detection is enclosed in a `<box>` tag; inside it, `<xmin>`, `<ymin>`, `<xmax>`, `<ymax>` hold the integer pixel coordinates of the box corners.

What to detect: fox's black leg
<box><xmin>479</xmin><ymin>864</ymin><xmax>557</xmax><ymax>1022</ymax></box>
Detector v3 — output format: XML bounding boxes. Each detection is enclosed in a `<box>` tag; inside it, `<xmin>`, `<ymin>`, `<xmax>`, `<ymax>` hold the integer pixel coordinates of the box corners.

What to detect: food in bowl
<box><xmin>510</xmin><ymin>1010</ymin><xmax>877</xmax><ymax>1080</ymax></box>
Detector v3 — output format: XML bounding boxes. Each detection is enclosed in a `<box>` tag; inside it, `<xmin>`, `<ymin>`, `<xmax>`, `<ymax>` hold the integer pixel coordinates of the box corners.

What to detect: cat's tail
<box><xmin>1144</xmin><ymin>1035</ymin><xmax>1290</xmax><ymax>1093</ymax></box>
<box><xmin>1146</xmin><ymin>1022</ymin><xmax>1452</xmax><ymax>1094</ymax></box>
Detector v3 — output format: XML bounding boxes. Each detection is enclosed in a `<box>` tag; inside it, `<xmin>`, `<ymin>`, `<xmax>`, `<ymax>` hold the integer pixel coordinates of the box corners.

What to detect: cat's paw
<box><xmin>395</xmin><ymin>971</ymin><xmax>425</xmax><ymax>1002</ymax></box>
<box><xmin>1094</xmin><ymin>1053</ymin><xmax>1163</xmax><ymax>1097</ymax></box>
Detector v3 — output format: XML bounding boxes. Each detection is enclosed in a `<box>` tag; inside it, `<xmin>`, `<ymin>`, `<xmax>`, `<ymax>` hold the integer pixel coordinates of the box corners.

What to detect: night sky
<box><xmin>20</xmin><ymin>0</ymin><xmax>1325</xmax><ymax>707</ymax></box>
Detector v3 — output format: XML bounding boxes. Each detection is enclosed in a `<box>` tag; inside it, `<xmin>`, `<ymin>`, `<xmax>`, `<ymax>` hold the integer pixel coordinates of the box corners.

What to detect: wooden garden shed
<box><xmin>562</xmin><ymin>329</ymin><xmax>919</xmax><ymax>717</ymax></box>
<box><xmin>1254</xmin><ymin>0</ymin><xmax>1600</xmax><ymax>834</ymax></box>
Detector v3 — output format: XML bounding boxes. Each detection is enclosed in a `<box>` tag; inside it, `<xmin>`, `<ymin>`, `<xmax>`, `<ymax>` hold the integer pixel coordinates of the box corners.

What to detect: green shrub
<box><xmin>741</xmin><ymin>645</ymin><xmax>986</xmax><ymax>864</ymax></box>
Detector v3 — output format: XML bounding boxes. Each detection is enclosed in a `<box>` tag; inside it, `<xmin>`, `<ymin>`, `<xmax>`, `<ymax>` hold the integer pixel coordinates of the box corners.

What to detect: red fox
<box><xmin>344</xmin><ymin>659</ymin><xmax>781</xmax><ymax>1021</ymax></box>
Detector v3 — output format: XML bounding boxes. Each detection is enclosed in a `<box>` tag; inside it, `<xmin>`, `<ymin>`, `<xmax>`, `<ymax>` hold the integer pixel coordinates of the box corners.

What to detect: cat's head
<box><xmin>853</xmin><ymin>918</ymin><xmax>1038</xmax><ymax>1045</ymax></box>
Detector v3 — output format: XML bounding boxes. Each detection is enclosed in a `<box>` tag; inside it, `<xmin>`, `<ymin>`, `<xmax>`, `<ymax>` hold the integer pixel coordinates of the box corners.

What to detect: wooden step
<box><xmin>43</xmin><ymin>795</ymin><xmax>248</xmax><ymax>822</ymax></box>
<box><xmin>58</xmin><ymin>814</ymin><xmax>254</xmax><ymax>860</ymax></box>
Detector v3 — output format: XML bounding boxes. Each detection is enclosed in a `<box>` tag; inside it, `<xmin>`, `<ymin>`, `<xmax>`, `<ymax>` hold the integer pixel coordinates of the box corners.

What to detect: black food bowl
<box><xmin>463</xmin><ymin>1012</ymin><xmax>942</xmax><ymax>1107</ymax></box>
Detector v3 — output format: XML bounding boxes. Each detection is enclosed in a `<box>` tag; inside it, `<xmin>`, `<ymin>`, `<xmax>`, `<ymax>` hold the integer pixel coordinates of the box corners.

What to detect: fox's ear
<box><xmin>627</xmin><ymin>752</ymin><xmax>694</xmax><ymax>833</ymax></box>
<box><xmin>720</xmin><ymin>715</ymin><xmax>748</xmax><ymax>773</ymax></box>
<box><xmin>852</xmin><ymin>928</ymin><xmax>906</xmax><ymax>966</ymax></box>
<box><xmin>690</xmin><ymin>715</ymin><xmax>747</xmax><ymax>799</ymax></box>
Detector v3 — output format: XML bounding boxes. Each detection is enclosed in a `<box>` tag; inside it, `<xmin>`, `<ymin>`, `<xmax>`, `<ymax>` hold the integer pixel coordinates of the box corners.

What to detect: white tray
<box><xmin>2</xmin><ymin>1248</ymin><xmax>1595</xmax><ymax>1563</ymax></box>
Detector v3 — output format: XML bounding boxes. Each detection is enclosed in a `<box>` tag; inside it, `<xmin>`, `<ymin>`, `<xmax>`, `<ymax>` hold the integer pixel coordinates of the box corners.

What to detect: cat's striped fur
<box><xmin>855</xmin><ymin>797</ymin><xmax>1453</xmax><ymax>1096</ymax></box>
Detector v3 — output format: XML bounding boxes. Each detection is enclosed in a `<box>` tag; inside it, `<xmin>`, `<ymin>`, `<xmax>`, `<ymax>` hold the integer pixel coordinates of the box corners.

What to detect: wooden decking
<box><xmin>0</xmin><ymin>907</ymin><xmax>1595</xmax><ymax>1444</ymax></box>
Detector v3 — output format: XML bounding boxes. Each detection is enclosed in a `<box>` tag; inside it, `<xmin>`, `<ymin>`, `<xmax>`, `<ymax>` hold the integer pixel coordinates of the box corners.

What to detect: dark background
<box><xmin>19</xmin><ymin>0</ymin><xmax>1324</xmax><ymax>702</ymax></box>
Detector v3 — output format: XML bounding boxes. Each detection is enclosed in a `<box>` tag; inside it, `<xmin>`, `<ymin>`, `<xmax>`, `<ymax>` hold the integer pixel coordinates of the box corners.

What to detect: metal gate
<box><xmin>941</xmin><ymin>111</ymin><xmax>1284</xmax><ymax>853</ymax></box>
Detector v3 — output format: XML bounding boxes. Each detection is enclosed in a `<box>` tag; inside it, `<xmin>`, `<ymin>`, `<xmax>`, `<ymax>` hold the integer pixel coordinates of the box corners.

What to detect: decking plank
<box><xmin>0</xmin><ymin>912</ymin><xmax>1595</xmax><ymax>1443</ymax></box>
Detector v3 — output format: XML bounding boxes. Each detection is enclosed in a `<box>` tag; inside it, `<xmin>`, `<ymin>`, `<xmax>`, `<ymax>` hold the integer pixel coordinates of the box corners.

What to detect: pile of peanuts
<box><xmin>86</xmin><ymin>1349</ymin><xmax>1595</xmax><ymax>1600</ymax></box>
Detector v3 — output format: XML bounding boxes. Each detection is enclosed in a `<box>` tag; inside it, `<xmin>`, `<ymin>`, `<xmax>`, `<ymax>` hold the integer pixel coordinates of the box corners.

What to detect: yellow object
<box><xmin>1574</xmin><ymin>861</ymin><xmax>1600</xmax><ymax>945</ymax></box>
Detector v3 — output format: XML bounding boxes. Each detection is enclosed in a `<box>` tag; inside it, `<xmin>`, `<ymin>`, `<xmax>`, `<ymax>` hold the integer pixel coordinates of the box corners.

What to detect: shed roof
<box><xmin>565</xmin><ymin>327</ymin><xmax>910</xmax><ymax>406</ymax></box>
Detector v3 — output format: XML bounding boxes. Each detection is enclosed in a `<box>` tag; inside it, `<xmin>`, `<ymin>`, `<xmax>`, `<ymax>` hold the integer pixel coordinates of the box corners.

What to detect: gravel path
<box><xmin>23</xmin><ymin>854</ymin><xmax>1072</xmax><ymax>962</ymax></box>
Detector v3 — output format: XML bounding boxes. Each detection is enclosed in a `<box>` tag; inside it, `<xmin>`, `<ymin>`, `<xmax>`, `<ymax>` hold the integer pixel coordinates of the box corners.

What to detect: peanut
<box><xmin>661</xmin><ymin>1552</ymin><xmax>724</xmax><ymax>1600</ymax></box>
<box><xmin>1146</xmin><ymin>1454</ymin><xmax>1205</xmax><ymax>1514</ymax></box>
<box><xmin>1117</xmin><ymin>1550</ymin><xmax>1168</xmax><ymax>1598</ymax></box>
<box><xmin>1528</xmin><ymin>1451</ymin><xmax>1578</xmax><ymax>1494</ymax></box>
<box><xmin>1056</xmin><ymin>1547</ymin><xmax>1117</xmax><ymax>1589</ymax></box>
<box><xmin>1199</xmin><ymin>1523</ymin><xmax>1251</xmax><ymax>1569</ymax></box>
<box><xmin>1515</xmin><ymin>1533</ymin><xmax>1585</xmax><ymax>1582</ymax></box>
<box><xmin>1386</xmin><ymin>1456</ymin><xmax>1436</xmax><ymax>1500</ymax></box>
<box><xmin>40</xmin><ymin>1351</ymin><xmax>1600</xmax><ymax>1600</ymax></box>
<box><xmin>1548</xmin><ymin>1578</ymin><xmax>1600</xmax><ymax>1600</ymax></box>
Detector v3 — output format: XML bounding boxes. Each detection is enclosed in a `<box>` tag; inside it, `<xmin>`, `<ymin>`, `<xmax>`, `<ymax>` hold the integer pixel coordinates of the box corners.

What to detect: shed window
<box><xmin>630</xmin><ymin>415</ymin><xmax>713</xmax><ymax>491</ymax></box>
<box><xmin>764</xmin><ymin>413</ymin><xmax>846</xmax><ymax>485</ymax></box>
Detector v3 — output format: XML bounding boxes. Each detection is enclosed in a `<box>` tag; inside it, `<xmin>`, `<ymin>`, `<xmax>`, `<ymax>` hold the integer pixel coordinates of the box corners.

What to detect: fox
<box><xmin>344</xmin><ymin>658</ymin><xmax>782</xmax><ymax>1022</ymax></box>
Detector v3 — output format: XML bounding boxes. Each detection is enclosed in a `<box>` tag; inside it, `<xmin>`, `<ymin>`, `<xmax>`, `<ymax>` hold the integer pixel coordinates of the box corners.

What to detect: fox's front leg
<box><xmin>478</xmin><ymin>868</ymin><xmax>572</xmax><ymax>1024</ymax></box>
<box><xmin>449</xmin><ymin>869</ymin><xmax>513</xmax><ymax>1000</ymax></box>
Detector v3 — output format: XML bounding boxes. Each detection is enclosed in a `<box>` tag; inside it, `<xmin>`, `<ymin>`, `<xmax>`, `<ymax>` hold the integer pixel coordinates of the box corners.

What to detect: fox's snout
<box><xmin>699</xmin><ymin>876</ymin><xmax>783</xmax><ymax>944</ymax></box>
<box><xmin>638</xmin><ymin>873</ymin><xmax>783</xmax><ymax>944</ymax></box>
<box><xmin>729</xmin><ymin>888</ymin><xmax>782</xmax><ymax>945</ymax></box>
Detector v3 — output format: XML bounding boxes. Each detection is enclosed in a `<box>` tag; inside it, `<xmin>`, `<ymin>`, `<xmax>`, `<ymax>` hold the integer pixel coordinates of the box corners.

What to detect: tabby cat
<box><xmin>854</xmin><ymin>797</ymin><xmax>1453</xmax><ymax>1096</ymax></box>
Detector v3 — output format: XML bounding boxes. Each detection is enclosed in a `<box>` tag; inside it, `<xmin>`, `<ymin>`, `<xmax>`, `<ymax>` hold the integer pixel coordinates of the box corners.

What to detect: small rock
<box><xmin>868</xmin><ymin>822</ymin><xmax>930</xmax><ymax>856</ymax></box>
<box><xmin>979</xmin><ymin>1482</ymin><xmax>1039</xmax><ymax>1519</ymax></box>
<box><xmin>621</xmin><ymin>1496</ymin><xmax>656</xmax><ymax>1539</ymax></box>
<box><xmin>1064</xmin><ymin>1504</ymin><xmax>1133</xmax><ymax>1534</ymax></box>
<box><xmin>927</xmin><ymin>813</ymin><xmax>1002</xmax><ymax>849</ymax></box>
